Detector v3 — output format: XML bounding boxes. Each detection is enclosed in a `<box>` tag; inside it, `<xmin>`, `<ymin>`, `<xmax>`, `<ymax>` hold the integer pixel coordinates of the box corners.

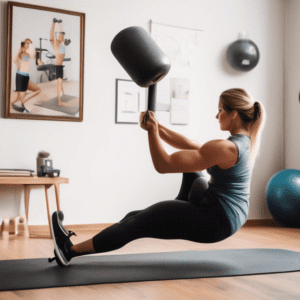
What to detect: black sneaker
<box><xmin>48</xmin><ymin>211</ymin><xmax>77</xmax><ymax>266</ymax></box>
<box><xmin>21</xmin><ymin>104</ymin><xmax>30</xmax><ymax>114</ymax></box>
<box><xmin>13</xmin><ymin>104</ymin><xmax>25</xmax><ymax>112</ymax></box>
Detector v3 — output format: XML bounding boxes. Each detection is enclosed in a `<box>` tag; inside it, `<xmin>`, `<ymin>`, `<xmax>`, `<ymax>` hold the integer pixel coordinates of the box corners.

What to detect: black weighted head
<box><xmin>111</xmin><ymin>26</ymin><xmax>171</xmax><ymax>88</ymax></box>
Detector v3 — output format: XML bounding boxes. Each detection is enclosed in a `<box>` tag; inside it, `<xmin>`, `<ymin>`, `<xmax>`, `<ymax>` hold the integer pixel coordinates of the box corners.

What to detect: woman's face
<box><xmin>24</xmin><ymin>40</ymin><xmax>31</xmax><ymax>49</ymax></box>
<box><xmin>216</xmin><ymin>99</ymin><xmax>232</xmax><ymax>131</ymax></box>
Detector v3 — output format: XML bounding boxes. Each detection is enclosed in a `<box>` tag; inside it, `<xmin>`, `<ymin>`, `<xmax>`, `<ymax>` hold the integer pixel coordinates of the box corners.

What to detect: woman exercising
<box><xmin>11</xmin><ymin>39</ymin><xmax>42</xmax><ymax>113</ymax></box>
<box><xmin>50</xmin><ymin>18</ymin><xmax>71</xmax><ymax>106</ymax></box>
<box><xmin>49</xmin><ymin>88</ymin><xmax>266</xmax><ymax>267</ymax></box>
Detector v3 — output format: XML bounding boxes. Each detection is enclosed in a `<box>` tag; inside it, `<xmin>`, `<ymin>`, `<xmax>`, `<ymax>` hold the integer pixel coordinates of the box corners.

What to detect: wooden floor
<box><xmin>1</xmin><ymin>225</ymin><xmax>300</xmax><ymax>299</ymax></box>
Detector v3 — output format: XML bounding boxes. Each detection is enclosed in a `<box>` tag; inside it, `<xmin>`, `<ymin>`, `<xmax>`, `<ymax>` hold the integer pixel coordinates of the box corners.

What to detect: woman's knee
<box><xmin>188</xmin><ymin>177</ymin><xmax>209</xmax><ymax>202</ymax></box>
<box><xmin>32</xmin><ymin>88</ymin><xmax>41</xmax><ymax>95</ymax></box>
<box><xmin>175</xmin><ymin>172</ymin><xmax>206</xmax><ymax>201</ymax></box>
<box><xmin>19</xmin><ymin>92</ymin><xmax>26</xmax><ymax>100</ymax></box>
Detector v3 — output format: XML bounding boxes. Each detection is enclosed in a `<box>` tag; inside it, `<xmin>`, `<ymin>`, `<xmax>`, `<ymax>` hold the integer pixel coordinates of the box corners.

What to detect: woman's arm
<box><xmin>158</xmin><ymin>123</ymin><xmax>202</xmax><ymax>150</ymax></box>
<box><xmin>148</xmin><ymin>128</ymin><xmax>227</xmax><ymax>174</ymax></box>
<box><xmin>13</xmin><ymin>54</ymin><xmax>19</xmax><ymax>64</ymax></box>
<box><xmin>140</xmin><ymin>111</ymin><xmax>202</xmax><ymax>150</ymax></box>
<box><xmin>145</xmin><ymin>111</ymin><xmax>226</xmax><ymax>174</ymax></box>
<box><xmin>13</xmin><ymin>49</ymin><xmax>21</xmax><ymax>64</ymax></box>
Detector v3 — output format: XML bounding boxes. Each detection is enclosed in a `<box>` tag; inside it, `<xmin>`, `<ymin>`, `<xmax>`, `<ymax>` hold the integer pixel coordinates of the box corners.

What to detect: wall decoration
<box><xmin>170</xmin><ymin>78</ymin><xmax>190</xmax><ymax>125</ymax></box>
<box><xmin>226</xmin><ymin>31</ymin><xmax>260</xmax><ymax>72</ymax></box>
<box><xmin>5</xmin><ymin>2</ymin><xmax>85</xmax><ymax>122</ymax></box>
<box><xmin>115</xmin><ymin>79</ymin><xmax>145</xmax><ymax>124</ymax></box>
<box><xmin>150</xmin><ymin>20</ymin><xmax>203</xmax><ymax>124</ymax></box>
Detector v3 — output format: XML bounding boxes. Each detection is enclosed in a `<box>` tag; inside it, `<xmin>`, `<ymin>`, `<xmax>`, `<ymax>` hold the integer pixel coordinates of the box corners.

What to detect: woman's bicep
<box><xmin>158</xmin><ymin>150</ymin><xmax>202</xmax><ymax>173</ymax></box>
<box><xmin>160</xmin><ymin>140</ymin><xmax>225</xmax><ymax>174</ymax></box>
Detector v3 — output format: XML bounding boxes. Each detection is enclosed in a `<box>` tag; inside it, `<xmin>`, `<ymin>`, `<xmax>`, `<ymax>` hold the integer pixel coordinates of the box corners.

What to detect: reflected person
<box><xmin>11</xmin><ymin>39</ymin><xmax>42</xmax><ymax>113</ymax></box>
<box><xmin>50</xmin><ymin>18</ymin><xmax>71</xmax><ymax>107</ymax></box>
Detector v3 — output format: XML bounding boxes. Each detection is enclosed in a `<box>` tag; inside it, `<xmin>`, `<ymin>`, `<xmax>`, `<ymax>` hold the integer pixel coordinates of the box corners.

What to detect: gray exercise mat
<box><xmin>0</xmin><ymin>248</ymin><xmax>299</xmax><ymax>291</ymax></box>
<box><xmin>35</xmin><ymin>95</ymin><xmax>79</xmax><ymax>116</ymax></box>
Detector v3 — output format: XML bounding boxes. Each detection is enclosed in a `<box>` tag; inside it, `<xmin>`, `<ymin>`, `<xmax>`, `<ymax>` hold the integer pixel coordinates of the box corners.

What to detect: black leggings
<box><xmin>16</xmin><ymin>73</ymin><xmax>29</xmax><ymax>92</ymax></box>
<box><xmin>56</xmin><ymin>65</ymin><xmax>64</xmax><ymax>79</ymax></box>
<box><xmin>92</xmin><ymin>172</ymin><xmax>232</xmax><ymax>253</ymax></box>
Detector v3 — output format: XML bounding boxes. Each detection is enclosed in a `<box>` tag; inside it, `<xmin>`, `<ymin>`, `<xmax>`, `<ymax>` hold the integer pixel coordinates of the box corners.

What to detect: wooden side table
<box><xmin>0</xmin><ymin>176</ymin><xmax>69</xmax><ymax>238</ymax></box>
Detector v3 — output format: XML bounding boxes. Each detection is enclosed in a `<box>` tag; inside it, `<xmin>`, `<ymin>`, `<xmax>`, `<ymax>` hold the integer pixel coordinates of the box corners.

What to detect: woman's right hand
<box><xmin>140</xmin><ymin>111</ymin><xmax>159</xmax><ymax>131</ymax></box>
<box><xmin>140</xmin><ymin>112</ymin><xmax>150</xmax><ymax>131</ymax></box>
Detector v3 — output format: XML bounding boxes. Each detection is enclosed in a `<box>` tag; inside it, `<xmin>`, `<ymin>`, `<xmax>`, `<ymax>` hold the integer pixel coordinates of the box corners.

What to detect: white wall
<box><xmin>0</xmin><ymin>0</ymin><xmax>284</xmax><ymax>226</ymax></box>
<box><xmin>284</xmin><ymin>0</ymin><xmax>300</xmax><ymax>169</ymax></box>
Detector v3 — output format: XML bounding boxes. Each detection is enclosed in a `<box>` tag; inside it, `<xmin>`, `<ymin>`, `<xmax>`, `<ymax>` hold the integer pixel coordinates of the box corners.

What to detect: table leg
<box><xmin>54</xmin><ymin>183</ymin><xmax>61</xmax><ymax>211</ymax></box>
<box><xmin>24</xmin><ymin>185</ymin><xmax>30</xmax><ymax>223</ymax></box>
<box><xmin>44</xmin><ymin>185</ymin><xmax>53</xmax><ymax>238</ymax></box>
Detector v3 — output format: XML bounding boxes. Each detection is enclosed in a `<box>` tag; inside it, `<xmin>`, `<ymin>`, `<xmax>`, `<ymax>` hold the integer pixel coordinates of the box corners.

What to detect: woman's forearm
<box><xmin>13</xmin><ymin>54</ymin><xmax>20</xmax><ymax>64</ymax></box>
<box><xmin>148</xmin><ymin>128</ymin><xmax>170</xmax><ymax>173</ymax></box>
<box><xmin>158</xmin><ymin>123</ymin><xmax>202</xmax><ymax>150</ymax></box>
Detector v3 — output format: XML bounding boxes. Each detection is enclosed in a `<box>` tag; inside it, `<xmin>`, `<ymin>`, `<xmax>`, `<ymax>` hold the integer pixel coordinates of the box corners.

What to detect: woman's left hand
<box><xmin>140</xmin><ymin>111</ymin><xmax>158</xmax><ymax>132</ymax></box>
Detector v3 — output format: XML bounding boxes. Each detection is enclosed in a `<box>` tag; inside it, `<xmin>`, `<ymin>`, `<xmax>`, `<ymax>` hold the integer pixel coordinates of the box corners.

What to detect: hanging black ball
<box><xmin>226</xmin><ymin>39</ymin><xmax>260</xmax><ymax>72</ymax></box>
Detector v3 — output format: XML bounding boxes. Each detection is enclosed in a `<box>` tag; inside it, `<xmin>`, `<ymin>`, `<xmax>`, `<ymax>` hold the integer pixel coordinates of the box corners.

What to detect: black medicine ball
<box><xmin>226</xmin><ymin>39</ymin><xmax>260</xmax><ymax>72</ymax></box>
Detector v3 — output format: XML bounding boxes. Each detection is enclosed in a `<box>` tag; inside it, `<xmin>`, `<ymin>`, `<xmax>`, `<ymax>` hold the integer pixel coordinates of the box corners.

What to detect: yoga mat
<box><xmin>0</xmin><ymin>248</ymin><xmax>299</xmax><ymax>291</ymax></box>
<box><xmin>35</xmin><ymin>94</ymin><xmax>79</xmax><ymax>116</ymax></box>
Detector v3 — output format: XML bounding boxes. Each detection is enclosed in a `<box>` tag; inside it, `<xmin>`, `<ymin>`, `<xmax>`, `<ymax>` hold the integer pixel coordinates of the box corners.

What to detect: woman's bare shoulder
<box><xmin>201</xmin><ymin>139</ymin><xmax>231</xmax><ymax>148</ymax></box>
<box><xmin>201</xmin><ymin>139</ymin><xmax>238</xmax><ymax>169</ymax></box>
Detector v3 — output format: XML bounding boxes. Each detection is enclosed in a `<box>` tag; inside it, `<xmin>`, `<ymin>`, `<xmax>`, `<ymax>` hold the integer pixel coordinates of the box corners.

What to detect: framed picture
<box><xmin>115</xmin><ymin>79</ymin><xmax>146</xmax><ymax>124</ymax></box>
<box><xmin>5</xmin><ymin>2</ymin><xmax>85</xmax><ymax>122</ymax></box>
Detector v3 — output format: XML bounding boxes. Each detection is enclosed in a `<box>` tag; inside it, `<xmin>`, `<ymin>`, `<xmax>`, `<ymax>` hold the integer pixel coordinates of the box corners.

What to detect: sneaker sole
<box><xmin>50</xmin><ymin>212</ymin><xmax>69</xmax><ymax>266</ymax></box>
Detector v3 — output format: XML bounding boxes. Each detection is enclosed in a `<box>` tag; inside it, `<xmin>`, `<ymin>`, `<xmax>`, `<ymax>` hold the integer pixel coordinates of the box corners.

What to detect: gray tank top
<box><xmin>206</xmin><ymin>134</ymin><xmax>251</xmax><ymax>235</ymax></box>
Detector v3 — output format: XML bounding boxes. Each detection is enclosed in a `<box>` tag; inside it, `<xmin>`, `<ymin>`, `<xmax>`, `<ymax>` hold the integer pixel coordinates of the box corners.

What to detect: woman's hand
<box><xmin>140</xmin><ymin>111</ymin><xmax>159</xmax><ymax>132</ymax></box>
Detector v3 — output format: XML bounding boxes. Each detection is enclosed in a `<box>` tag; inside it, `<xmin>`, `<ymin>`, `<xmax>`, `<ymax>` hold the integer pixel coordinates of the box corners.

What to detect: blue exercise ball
<box><xmin>227</xmin><ymin>39</ymin><xmax>260</xmax><ymax>72</ymax></box>
<box><xmin>266</xmin><ymin>169</ymin><xmax>300</xmax><ymax>228</ymax></box>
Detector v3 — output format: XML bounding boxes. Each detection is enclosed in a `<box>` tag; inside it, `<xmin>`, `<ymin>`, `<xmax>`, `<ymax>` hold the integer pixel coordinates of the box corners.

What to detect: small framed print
<box><xmin>5</xmin><ymin>2</ymin><xmax>85</xmax><ymax>122</ymax></box>
<box><xmin>170</xmin><ymin>78</ymin><xmax>190</xmax><ymax>125</ymax></box>
<box><xmin>115</xmin><ymin>79</ymin><xmax>145</xmax><ymax>124</ymax></box>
